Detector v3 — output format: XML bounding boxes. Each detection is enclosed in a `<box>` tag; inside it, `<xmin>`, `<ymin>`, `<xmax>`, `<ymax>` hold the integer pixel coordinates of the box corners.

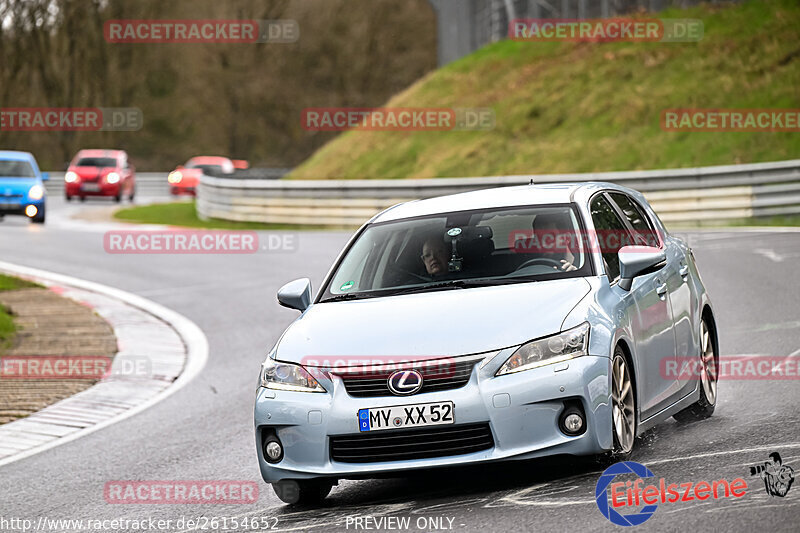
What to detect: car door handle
<box><xmin>656</xmin><ymin>281</ymin><xmax>668</xmax><ymax>296</ymax></box>
<box><xmin>679</xmin><ymin>265</ymin><xmax>689</xmax><ymax>278</ymax></box>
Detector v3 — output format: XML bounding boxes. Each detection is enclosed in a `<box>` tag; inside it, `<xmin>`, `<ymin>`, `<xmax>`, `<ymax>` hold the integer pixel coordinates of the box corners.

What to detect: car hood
<box><xmin>72</xmin><ymin>166</ymin><xmax>115</xmax><ymax>179</ymax></box>
<box><xmin>0</xmin><ymin>177</ymin><xmax>39</xmax><ymax>192</ymax></box>
<box><xmin>177</xmin><ymin>168</ymin><xmax>203</xmax><ymax>177</ymax></box>
<box><xmin>275</xmin><ymin>277</ymin><xmax>592</xmax><ymax>365</ymax></box>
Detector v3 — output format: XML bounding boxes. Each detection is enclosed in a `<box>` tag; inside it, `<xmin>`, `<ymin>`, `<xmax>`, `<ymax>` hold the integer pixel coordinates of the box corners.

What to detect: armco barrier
<box><xmin>193</xmin><ymin>159</ymin><xmax>799</xmax><ymax>227</ymax></box>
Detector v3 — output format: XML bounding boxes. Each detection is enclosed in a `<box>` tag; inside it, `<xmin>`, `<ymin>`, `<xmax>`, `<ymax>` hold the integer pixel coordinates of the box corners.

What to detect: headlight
<box><xmin>260</xmin><ymin>357</ymin><xmax>326</xmax><ymax>393</ymax></box>
<box><xmin>106</xmin><ymin>172</ymin><xmax>120</xmax><ymax>184</ymax></box>
<box><xmin>168</xmin><ymin>171</ymin><xmax>182</xmax><ymax>184</ymax></box>
<box><xmin>496</xmin><ymin>322</ymin><xmax>590</xmax><ymax>376</ymax></box>
<box><xmin>64</xmin><ymin>171</ymin><xmax>78</xmax><ymax>183</ymax></box>
<box><xmin>28</xmin><ymin>185</ymin><xmax>44</xmax><ymax>200</ymax></box>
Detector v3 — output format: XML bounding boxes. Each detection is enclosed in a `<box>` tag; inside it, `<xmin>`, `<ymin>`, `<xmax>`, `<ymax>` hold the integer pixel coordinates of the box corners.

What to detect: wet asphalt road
<box><xmin>0</xmin><ymin>194</ymin><xmax>798</xmax><ymax>533</ymax></box>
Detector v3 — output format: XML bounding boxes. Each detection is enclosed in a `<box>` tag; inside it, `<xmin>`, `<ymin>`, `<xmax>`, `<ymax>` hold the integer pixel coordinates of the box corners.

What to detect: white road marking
<box><xmin>0</xmin><ymin>261</ymin><xmax>208</xmax><ymax>468</ymax></box>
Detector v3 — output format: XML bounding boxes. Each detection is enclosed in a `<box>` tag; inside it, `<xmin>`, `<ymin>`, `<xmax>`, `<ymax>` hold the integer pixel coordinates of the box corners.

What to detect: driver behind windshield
<box><xmin>421</xmin><ymin>236</ymin><xmax>450</xmax><ymax>276</ymax></box>
<box><xmin>531</xmin><ymin>212</ymin><xmax>578</xmax><ymax>272</ymax></box>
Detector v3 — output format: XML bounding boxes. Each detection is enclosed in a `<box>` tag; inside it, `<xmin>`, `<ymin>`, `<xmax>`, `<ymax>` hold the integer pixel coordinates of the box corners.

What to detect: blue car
<box><xmin>0</xmin><ymin>151</ymin><xmax>48</xmax><ymax>224</ymax></box>
<box><xmin>255</xmin><ymin>182</ymin><xmax>718</xmax><ymax>504</ymax></box>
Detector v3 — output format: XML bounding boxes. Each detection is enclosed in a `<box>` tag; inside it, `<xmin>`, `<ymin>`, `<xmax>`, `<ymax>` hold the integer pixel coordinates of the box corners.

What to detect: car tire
<box><xmin>673</xmin><ymin>318</ymin><xmax>717</xmax><ymax>423</ymax></box>
<box><xmin>114</xmin><ymin>193</ymin><xmax>122</xmax><ymax>203</ymax></box>
<box><xmin>271</xmin><ymin>479</ymin><xmax>333</xmax><ymax>505</ymax></box>
<box><xmin>79</xmin><ymin>196</ymin><xmax>86</xmax><ymax>202</ymax></box>
<box><xmin>596</xmin><ymin>346</ymin><xmax>637</xmax><ymax>464</ymax></box>
<box><xmin>129</xmin><ymin>188</ymin><xmax>135</xmax><ymax>202</ymax></box>
<box><xmin>65</xmin><ymin>194</ymin><xmax>72</xmax><ymax>201</ymax></box>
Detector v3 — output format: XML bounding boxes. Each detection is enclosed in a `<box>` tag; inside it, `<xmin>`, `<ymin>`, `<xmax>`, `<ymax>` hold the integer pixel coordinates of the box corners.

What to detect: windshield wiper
<box><xmin>320</xmin><ymin>277</ymin><xmax>538</xmax><ymax>302</ymax></box>
<box><xmin>377</xmin><ymin>278</ymin><xmax>535</xmax><ymax>296</ymax></box>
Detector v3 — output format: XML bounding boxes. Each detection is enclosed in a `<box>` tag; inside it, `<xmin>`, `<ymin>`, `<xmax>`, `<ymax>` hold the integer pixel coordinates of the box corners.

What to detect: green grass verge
<box><xmin>290</xmin><ymin>0</ymin><xmax>800</xmax><ymax>179</ymax></box>
<box><xmin>0</xmin><ymin>305</ymin><xmax>14</xmax><ymax>354</ymax></box>
<box><xmin>725</xmin><ymin>215</ymin><xmax>800</xmax><ymax>227</ymax></box>
<box><xmin>0</xmin><ymin>274</ymin><xmax>39</xmax><ymax>355</ymax></box>
<box><xmin>113</xmin><ymin>201</ymin><xmax>330</xmax><ymax>230</ymax></box>
<box><xmin>0</xmin><ymin>274</ymin><xmax>41</xmax><ymax>292</ymax></box>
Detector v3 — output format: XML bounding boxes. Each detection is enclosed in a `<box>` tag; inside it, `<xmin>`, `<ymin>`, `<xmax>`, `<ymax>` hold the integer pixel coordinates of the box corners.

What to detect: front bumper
<box><xmin>66</xmin><ymin>182</ymin><xmax>121</xmax><ymax>196</ymax></box>
<box><xmin>254</xmin><ymin>354</ymin><xmax>611</xmax><ymax>483</ymax></box>
<box><xmin>0</xmin><ymin>198</ymin><xmax>44</xmax><ymax>217</ymax></box>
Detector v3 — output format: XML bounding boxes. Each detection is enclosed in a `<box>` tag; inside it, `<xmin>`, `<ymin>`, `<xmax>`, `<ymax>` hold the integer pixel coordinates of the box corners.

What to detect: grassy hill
<box><xmin>289</xmin><ymin>0</ymin><xmax>800</xmax><ymax>179</ymax></box>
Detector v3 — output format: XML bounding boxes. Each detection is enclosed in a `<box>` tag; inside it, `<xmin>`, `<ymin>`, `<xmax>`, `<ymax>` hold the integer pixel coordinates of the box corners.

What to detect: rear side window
<box><xmin>590</xmin><ymin>195</ymin><xmax>629</xmax><ymax>281</ymax></box>
<box><xmin>609</xmin><ymin>193</ymin><xmax>660</xmax><ymax>247</ymax></box>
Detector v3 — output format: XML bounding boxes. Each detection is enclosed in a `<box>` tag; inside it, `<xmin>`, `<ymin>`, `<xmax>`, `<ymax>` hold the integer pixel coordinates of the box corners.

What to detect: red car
<box><xmin>65</xmin><ymin>149</ymin><xmax>136</xmax><ymax>202</ymax></box>
<box><xmin>168</xmin><ymin>156</ymin><xmax>238</xmax><ymax>196</ymax></box>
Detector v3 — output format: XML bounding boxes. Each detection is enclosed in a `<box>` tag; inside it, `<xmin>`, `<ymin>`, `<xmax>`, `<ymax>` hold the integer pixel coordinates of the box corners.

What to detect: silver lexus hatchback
<box><xmin>255</xmin><ymin>182</ymin><xmax>719</xmax><ymax>504</ymax></box>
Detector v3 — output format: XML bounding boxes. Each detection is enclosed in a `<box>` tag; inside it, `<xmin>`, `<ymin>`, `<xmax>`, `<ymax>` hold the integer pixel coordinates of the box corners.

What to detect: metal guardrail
<box><xmin>196</xmin><ymin>160</ymin><xmax>800</xmax><ymax>227</ymax></box>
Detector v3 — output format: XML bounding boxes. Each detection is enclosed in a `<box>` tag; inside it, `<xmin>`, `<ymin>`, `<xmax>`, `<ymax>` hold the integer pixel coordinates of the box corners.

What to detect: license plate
<box><xmin>358</xmin><ymin>401</ymin><xmax>454</xmax><ymax>432</ymax></box>
<box><xmin>81</xmin><ymin>183</ymin><xmax>101</xmax><ymax>192</ymax></box>
<box><xmin>0</xmin><ymin>202</ymin><xmax>17</xmax><ymax>210</ymax></box>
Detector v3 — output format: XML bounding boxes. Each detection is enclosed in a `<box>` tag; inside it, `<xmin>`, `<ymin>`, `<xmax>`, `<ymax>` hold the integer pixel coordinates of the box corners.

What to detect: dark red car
<box><xmin>65</xmin><ymin>149</ymin><xmax>136</xmax><ymax>202</ymax></box>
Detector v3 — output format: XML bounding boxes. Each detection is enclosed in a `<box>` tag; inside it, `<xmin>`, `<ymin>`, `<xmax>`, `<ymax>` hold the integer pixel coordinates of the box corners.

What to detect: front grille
<box><xmin>330</xmin><ymin>423</ymin><xmax>494</xmax><ymax>463</ymax></box>
<box><xmin>339</xmin><ymin>358</ymin><xmax>480</xmax><ymax>398</ymax></box>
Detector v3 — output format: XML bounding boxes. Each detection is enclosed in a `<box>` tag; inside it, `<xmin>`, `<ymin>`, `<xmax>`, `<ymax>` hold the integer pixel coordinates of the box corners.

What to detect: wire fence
<box><xmin>429</xmin><ymin>0</ymin><xmax>738</xmax><ymax>64</ymax></box>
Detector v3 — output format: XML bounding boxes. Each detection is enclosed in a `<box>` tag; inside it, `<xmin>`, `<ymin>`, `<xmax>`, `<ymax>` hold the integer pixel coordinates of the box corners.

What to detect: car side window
<box><xmin>609</xmin><ymin>193</ymin><xmax>660</xmax><ymax>248</ymax></box>
<box><xmin>590</xmin><ymin>195</ymin><xmax>629</xmax><ymax>281</ymax></box>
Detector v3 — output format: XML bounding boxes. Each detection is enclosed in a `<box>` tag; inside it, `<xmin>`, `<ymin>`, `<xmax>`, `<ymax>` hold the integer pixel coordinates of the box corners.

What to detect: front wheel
<box><xmin>673</xmin><ymin>318</ymin><xmax>717</xmax><ymax>422</ymax></box>
<box><xmin>611</xmin><ymin>348</ymin><xmax>636</xmax><ymax>456</ymax></box>
<box><xmin>595</xmin><ymin>348</ymin><xmax>636</xmax><ymax>465</ymax></box>
<box><xmin>272</xmin><ymin>479</ymin><xmax>333</xmax><ymax>505</ymax></box>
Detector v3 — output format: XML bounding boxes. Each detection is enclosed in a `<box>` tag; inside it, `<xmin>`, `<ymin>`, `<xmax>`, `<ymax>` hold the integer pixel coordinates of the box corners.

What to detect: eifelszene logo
<box><xmin>595</xmin><ymin>461</ymin><xmax>748</xmax><ymax>526</ymax></box>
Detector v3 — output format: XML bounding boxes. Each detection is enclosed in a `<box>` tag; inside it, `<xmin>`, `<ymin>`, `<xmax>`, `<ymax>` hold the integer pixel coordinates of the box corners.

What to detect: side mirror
<box><xmin>618</xmin><ymin>246</ymin><xmax>666</xmax><ymax>291</ymax></box>
<box><xmin>40</xmin><ymin>172</ymin><xmax>50</xmax><ymax>181</ymax></box>
<box><xmin>277</xmin><ymin>278</ymin><xmax>312</xmax><ymax>312</ymax></box>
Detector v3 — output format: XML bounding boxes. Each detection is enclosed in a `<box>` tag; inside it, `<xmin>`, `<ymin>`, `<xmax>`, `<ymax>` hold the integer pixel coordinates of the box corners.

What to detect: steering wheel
<box><xmin>516</xmin><ymin>257</ymin><xmax>564</xmax><ymax>270</ymax></box>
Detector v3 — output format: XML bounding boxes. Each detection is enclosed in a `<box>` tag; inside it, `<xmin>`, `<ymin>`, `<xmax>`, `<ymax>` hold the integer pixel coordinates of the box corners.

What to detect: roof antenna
<box><xmin>529</xmin><ymin>178</ymin><xmax>535</xmax><ymax>185</ymax></box>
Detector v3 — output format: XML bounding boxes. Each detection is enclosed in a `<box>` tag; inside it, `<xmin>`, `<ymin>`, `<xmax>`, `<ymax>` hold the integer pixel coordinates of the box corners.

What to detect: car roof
<box><xmin>0</xmin><ymin>150</ymin><xmax>35</xmax><ymax>161</ymax></box>
<box><xmin>371</xmin><ymin>182</ymin><xmax>639</xmax><ymax>223</ymax></box>
<box><xmin>75</xmin><ymin>149</ymin><xmax>124</xmax><ymax>158</ymax></box>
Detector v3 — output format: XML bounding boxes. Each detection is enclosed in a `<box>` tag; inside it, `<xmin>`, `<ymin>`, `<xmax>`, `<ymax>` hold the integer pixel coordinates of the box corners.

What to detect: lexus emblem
<box><xmin>387</xmin><ymin>369</ymin><xmax>423</xmax><ymax>395</ymax></box>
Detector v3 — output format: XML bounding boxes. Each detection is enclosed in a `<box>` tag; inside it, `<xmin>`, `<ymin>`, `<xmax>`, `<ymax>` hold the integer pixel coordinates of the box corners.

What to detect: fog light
<box><xmin>558</xmin><ymin>402</ymin><xmax>587</xmax><ymax>436</ymax></box>
<box><xmin>264</xmin><ymin>440</ymin><xmax>283</xmax><ymax>463</ymax></box>
<box><xmin>25</xmin><ymin>205</ymin><xmax>38</xmax><ymax>217</ymax></box>
<box><xmin>564</xmin><ymin>413</ymin><xmax>583</xmax><ymax>433</ymax></box>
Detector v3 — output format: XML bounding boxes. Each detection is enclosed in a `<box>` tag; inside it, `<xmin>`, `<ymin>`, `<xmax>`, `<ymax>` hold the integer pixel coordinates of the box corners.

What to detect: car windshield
<box><xmin>75</xmin><ymin>157</ymin><xmax>117</xmax><ymax>167</ymax></box>
<box><xmin>187</xmin><ymin>164</ymin><xmax>224</xmax><ymax>174</ymax></box>
<box><xmin>0</xmin><ymin>160</ymin><xmax>35</xmax><ymax>178</ymax></box>
<box><xmin>319</xmin><ymin>204</ymin><xmax>592</xmax><ymax>302</ymax></box>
